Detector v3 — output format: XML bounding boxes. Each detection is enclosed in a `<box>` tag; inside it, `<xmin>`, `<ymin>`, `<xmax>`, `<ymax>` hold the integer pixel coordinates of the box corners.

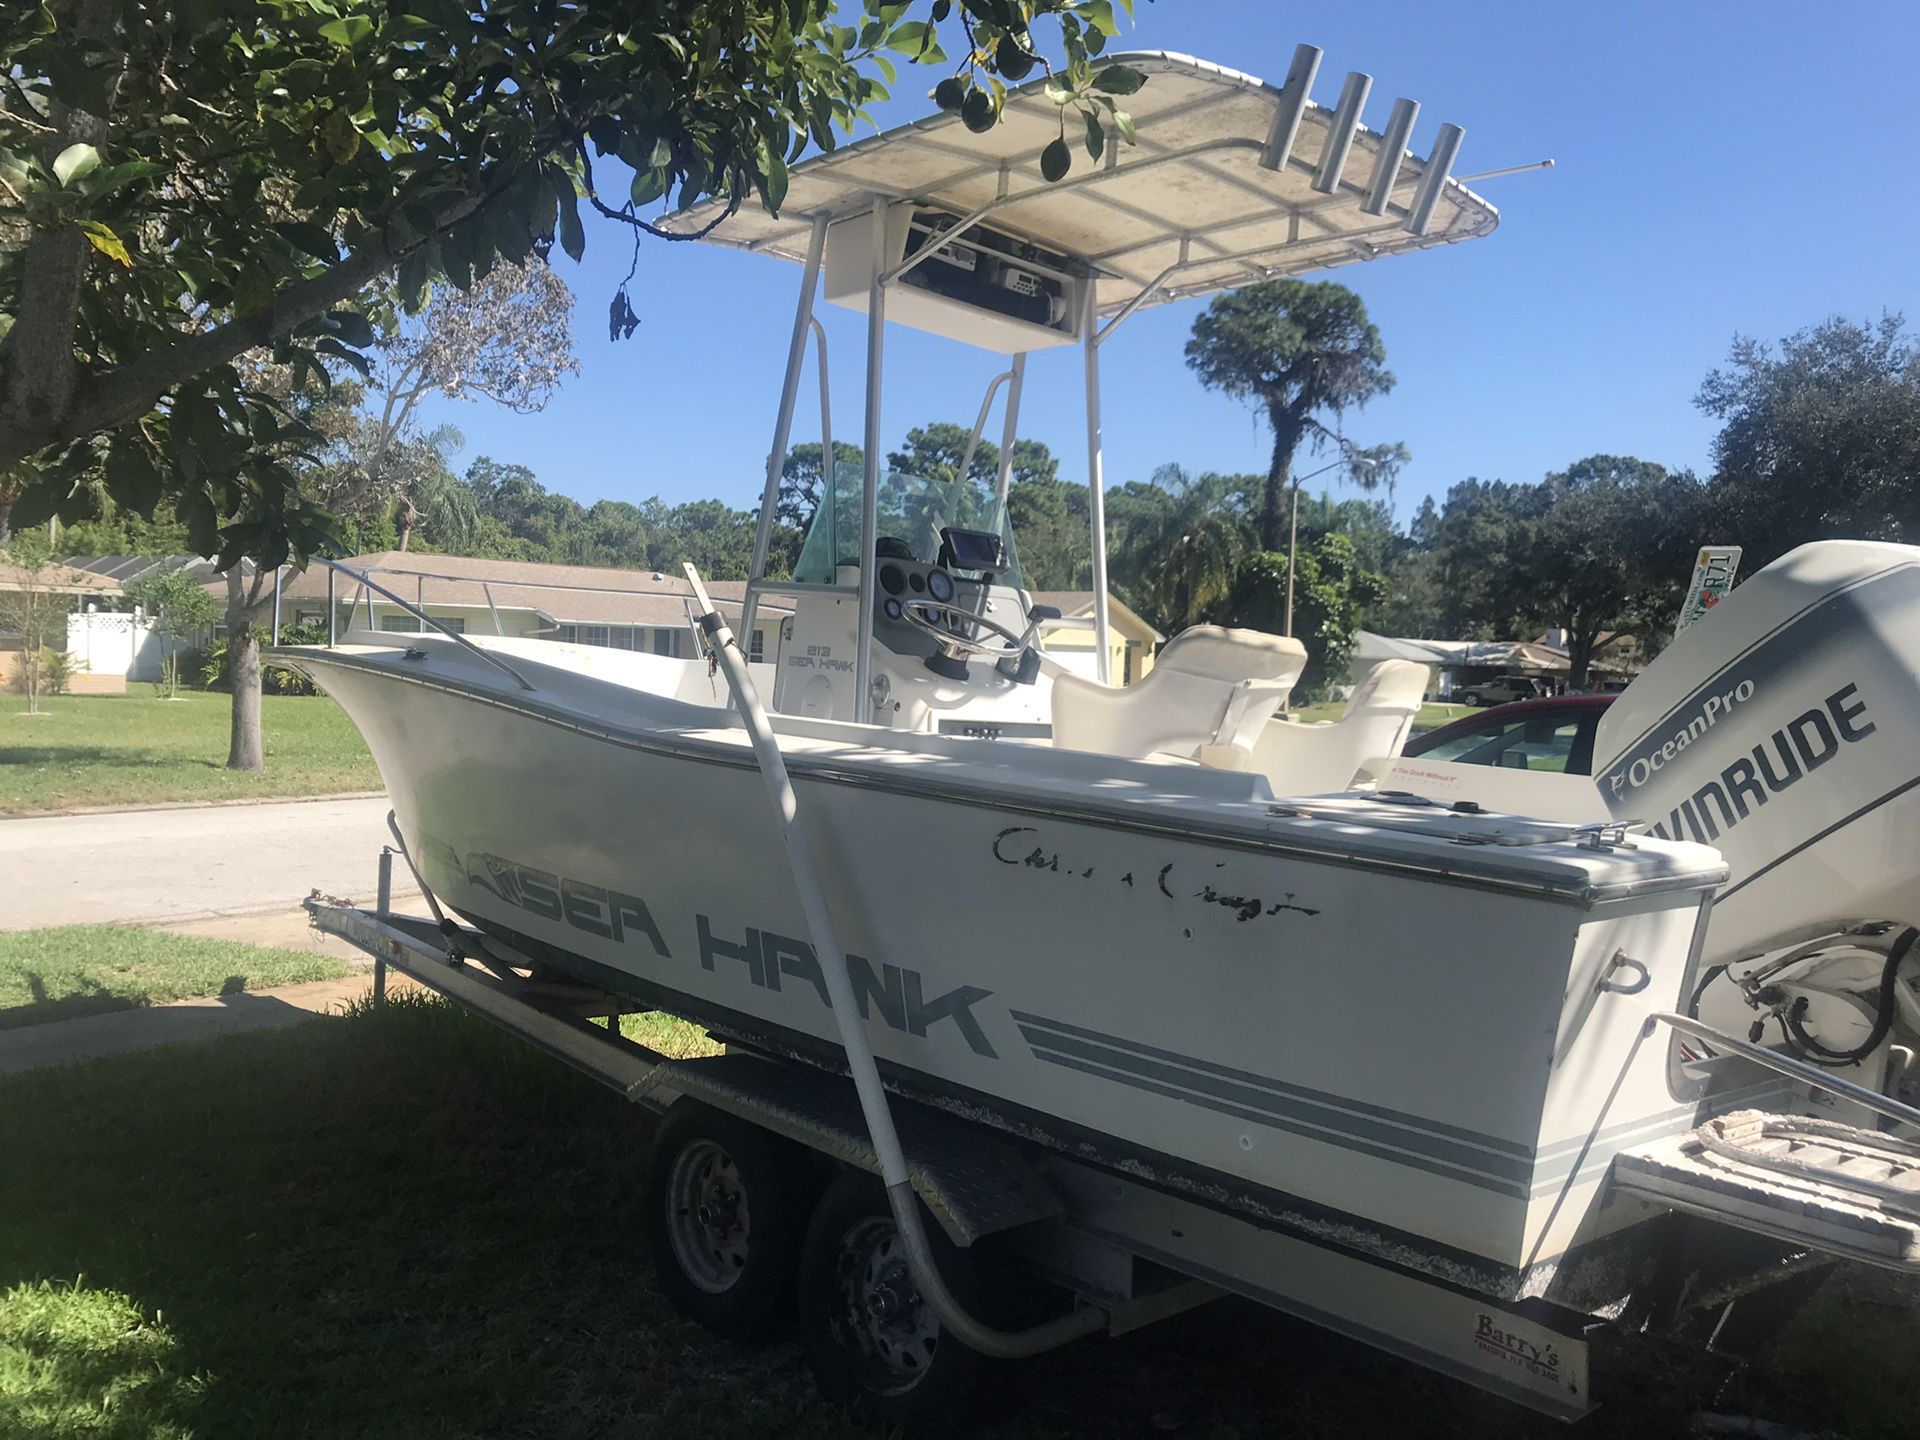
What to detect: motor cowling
<box><xmin>1594</xmin><ymin>540</ymin><xmax>1920</xmax><ymax>965</ymax></box>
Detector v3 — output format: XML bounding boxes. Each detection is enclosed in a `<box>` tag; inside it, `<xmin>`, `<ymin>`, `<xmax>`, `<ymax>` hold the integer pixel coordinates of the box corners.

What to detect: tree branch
<box><xmin>0</xmin><ymin>191</ymin><xmax>488</xmax><ymax>471</ymax></box>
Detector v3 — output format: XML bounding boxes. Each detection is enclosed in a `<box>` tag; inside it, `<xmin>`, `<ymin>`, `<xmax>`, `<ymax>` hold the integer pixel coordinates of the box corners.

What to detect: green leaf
<box><xmin>276</xmin><ymin>221</ymin><xmax>339</xmax><ymax>263</ymax></box>
<box><xmin>885</xmin><ymin>20</ymin><xmax>942</xmax><ymax>62</ymax></box>
<box><xmin>326</xmin><ymin>308</ymin><xmax>375</xmax><ymax>348</ymax></box>
<box><xmin>1044</xmin><ymin>75</ymin><xmax>1076</xmax><ymax>107</ymax></box>
<box><xmin>1040</xmin><ymin>137</ymin><xmax>1071</xmax><ymax>183</ymax></box>
<box><xmin>77</xmin><ymin>220</ymin><xmax>131</xmax><ymax>266</ymax></box>
<box><xmin>1092</xmin><ymin>64</ymin><xmax>1145</xmax><ymax>95</ymax></box>
<box><xmin>106</xmin><ymin>431</ymin><xmax>163</xmax><ymax>517</ymax></box>
<box><xmin>316</xmin><ymin>16</ymin><xmax>374</xmax><ymax>48</ymax></box>
<box><xmin>1083</xmin><ymin>110</ymin><xmax>1105</xmax><ymax>163</ymax></box>
<box><xmin>754</xmin><ymin>136</ymin><xmax>790</xmax><ymax>214</ymax></box>
<box><xmin>1110</xmin><ymin>107</ymin><xmax>1136</xmax><ymax>144</ymax></box>
<box><xmin>556</xmin><ymin>179</ymin><xmax>585</xmax><ymax>262</ymax></box>
<box><xmin>1081</xmin><ymin>0</ymin><xmax>1118</xmax><ymax>35</ymax></box>
<box><xmin>51</xmin><ymin>143</ymin><xmax>100</xmax><ymax>187</ymax></box>
<box><xmin>649</xmin><ymin>136</ymin><xmax>673</xmax><ymax>168</ymax></box>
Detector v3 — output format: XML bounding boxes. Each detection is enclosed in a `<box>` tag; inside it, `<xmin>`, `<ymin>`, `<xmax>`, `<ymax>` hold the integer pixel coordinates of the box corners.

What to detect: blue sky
<box><xmin>416</xmin><ymin>1</ymin><xmax>1920</xmax><ymax>528</ymax></box>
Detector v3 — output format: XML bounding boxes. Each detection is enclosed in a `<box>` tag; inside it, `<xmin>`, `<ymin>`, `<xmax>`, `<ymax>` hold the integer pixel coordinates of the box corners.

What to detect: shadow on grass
<box><xmin>0</xmin><ymin>997</ymin><xmax>1910</xmax><ymax>1440</ymax></box>
<box><xmin>0</xmin><ymin>973</ymin><xmax>149</xmax><ymax>1032</ymax></box>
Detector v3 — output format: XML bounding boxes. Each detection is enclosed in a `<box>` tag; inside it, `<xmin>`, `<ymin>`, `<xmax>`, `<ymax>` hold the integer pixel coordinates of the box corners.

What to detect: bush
<box><xmin>198</xmin><ymin>621</ymin><xmax>327</xmax><ymax>696</ymax></box>
<box><xmin>39</xmin><ymin>648</ymin><xmax>85</xmax><ymax>695</ymax></box>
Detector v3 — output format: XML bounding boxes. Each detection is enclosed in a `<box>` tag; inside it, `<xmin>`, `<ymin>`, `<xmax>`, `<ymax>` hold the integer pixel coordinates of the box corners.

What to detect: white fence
<box><xmin>66</xmin><ymin>610</ymin><xmax>180</xmax><ymax>683</ymax></box>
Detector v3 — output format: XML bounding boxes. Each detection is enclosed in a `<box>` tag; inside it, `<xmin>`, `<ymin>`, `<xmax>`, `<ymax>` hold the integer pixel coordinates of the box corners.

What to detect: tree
<box><xmin>1397</xmin><ymin>458</ymin><xmax>1704</xmax><ymax>688</ymax></box>
<box><xmin>779</xmin><ymin>440</ymin><xmax>865</xmax><ymax>531</ymax></box>
<box><xmin>0</xmin><ymin>531</ymin><xmax>70</xmax><ymax>714</ymax></box>
<box><xmin>1185</xmin><ymin>280</ymin><xmax>1400</xmax><ymax>552</ymax></box>
<box><xmin>1123</xmin><ymin>466</ymin><xmax>1253</xmax><ymax>634</ymax></box>
<box><xmin>1525</xmin><ymin>457</ymin><xmax>1702</xmax><ymax>687</ymax></box>
<box><xmin>1006</xmin><ymin>472</ymin><xmax>1088</xmax><ymax>590</ymax></box>
<box><xmin>1233</xmin><ymin>533</ymin><xmax>1386</xmax><ymax>700</ymax></box>
<box><xmin>1696</xmin><ymin>313</ymin><xmax>1920</xmax><ymax>566</ymax></box>
<box><xmin>126</xmin><ymin>564</ymin><xmax>220</xmax><ymax>698</ymax></box>
<box><xmin>1</xmin><ymin>2</ymin><xmax>1146</xmax><ymax>567</ymax></box>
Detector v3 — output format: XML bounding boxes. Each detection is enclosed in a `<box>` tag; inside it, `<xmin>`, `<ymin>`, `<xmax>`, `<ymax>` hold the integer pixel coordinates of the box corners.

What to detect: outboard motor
<box><xmin>1594</xmin><ymin>541</ymin><xmax>1920</xmax><ymax>1088</ymax></box>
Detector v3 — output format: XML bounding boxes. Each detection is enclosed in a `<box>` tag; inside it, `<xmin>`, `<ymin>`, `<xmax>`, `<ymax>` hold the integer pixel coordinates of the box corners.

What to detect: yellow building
<box><xmin>1030</xmin><ymin>591</ymin><xmax>1164</xmax><ymax>686</ymax></box>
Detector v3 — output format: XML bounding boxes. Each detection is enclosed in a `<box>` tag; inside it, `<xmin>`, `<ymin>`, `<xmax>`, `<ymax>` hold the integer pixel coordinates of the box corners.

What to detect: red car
<box><xmin>1403</xmin><ymin>694</ymin><xmax>1617</xmax><ymax>776</ymax></box>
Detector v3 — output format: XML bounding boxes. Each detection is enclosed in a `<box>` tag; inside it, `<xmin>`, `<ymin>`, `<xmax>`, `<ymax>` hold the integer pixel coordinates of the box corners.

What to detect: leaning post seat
<box><xmin>1248</xmin><ymin>659</ymin><xmax>1431</xmax><ymax>794</ymax></box>
<box><xmin>1049</xmin><ymin>626</ymin><xmax>1307</xmax><ymax>761</ymax></box>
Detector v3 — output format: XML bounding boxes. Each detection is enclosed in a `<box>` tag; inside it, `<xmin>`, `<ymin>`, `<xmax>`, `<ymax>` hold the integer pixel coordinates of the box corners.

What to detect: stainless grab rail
<box><xmin>311</xmin><ymin>557</ymin><xmax>537</xmax><ymax>693</ymax></box>
<box><xmin>1649</xmin><ymin>1010</ymin><xmax>1920</xmax><ymax>1132</ymax></box>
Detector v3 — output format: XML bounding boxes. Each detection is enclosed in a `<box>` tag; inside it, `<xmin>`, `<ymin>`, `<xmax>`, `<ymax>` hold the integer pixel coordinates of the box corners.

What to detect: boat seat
<box><xmin>1246</xmin><ymin>659</ymin><xmax>1431</xmax><ymax>794</ymax></box>
<box><xmin>1050</xmin><ymin>625</ymin><xmax>1306</xmax><ymax>761</ymax></box>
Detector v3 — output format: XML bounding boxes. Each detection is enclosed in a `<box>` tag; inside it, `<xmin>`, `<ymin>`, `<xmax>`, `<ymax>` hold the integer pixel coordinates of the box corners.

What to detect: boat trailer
<box><xmin>308</xmin><ymin>867</ymin><xmax>1917</xmax><ymax>1429</ymax></box>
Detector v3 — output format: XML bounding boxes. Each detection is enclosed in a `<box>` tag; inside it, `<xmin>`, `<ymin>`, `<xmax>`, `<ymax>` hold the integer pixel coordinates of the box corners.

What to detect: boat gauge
<box><xmin>927</xmin><ymin>569</ymin><xmax>956</xmax><ymax>603</ymax></box>
<box><xmin>883</xmin><ymin>597</ymin><xmax>903</xmax><ymax>621</ymax></box>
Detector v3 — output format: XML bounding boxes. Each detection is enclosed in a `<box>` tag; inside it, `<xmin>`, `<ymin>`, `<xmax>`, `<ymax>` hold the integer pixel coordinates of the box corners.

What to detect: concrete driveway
<box><xmin>0</xmin><ymin>795</ymin><xmax>413</xmax><ymax>930</ymax></box>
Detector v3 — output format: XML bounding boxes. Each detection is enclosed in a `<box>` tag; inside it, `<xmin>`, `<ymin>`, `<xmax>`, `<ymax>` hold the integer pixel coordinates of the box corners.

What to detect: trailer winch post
<box><xmin>682</xmin><ymin>563</ymin><xmax>1108</xmax><ymax>1361</ymax></box>
<box><xmin>375</xmin><ymin>848</ymin><xmax>393</xmax><ymax>1004</ymax></box>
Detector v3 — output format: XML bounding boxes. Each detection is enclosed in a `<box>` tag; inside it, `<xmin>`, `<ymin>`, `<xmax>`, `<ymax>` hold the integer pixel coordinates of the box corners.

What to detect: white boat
<box><xmin>281</xmin><ymin>46</ymin><xmax>1920</xmax><ymax>1428</ymax></box>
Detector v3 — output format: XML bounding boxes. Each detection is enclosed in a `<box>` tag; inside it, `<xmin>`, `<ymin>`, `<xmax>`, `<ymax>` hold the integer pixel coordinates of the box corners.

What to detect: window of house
<box><xmin>652</xmin><ymin>628</ymin><xmax>683</xmax><ymax>658</ymax></box>
<box><xmin>556</xmin><ymin>624</ymin><xmax>577</xmax><ymax>643</ymax></box>
<box><xmin>379</xmin><ymin>615</ymin><xmax>419</xmax><ymax>633</ymax></box>
<box><xmin>748</xmin><ymin>628</ymin><xmax>765</xmax><ymax>662</ymax></box>
<box><xmin>294</xmin><ymin>610</ymin><xmax>323</xmax><ymax>628</ymax></box>
<box><xmin>583</xmin><ymin>625</ymin><xmax>610</xmax><ymax>647</ymax></box>
<box><xmin>610</xmin><ymin>626</ymin><xmax>636</xmax><ymax>650</ymax></box>
<box><xmin>431</xmin><ymin>616</ymin><xmax>466</xmax><ymax>635</ymax></box>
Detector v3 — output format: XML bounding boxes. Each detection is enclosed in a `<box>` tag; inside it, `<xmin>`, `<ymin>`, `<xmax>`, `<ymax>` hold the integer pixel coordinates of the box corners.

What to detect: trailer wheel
<box><xmin>799</xmin><ymin>1173</ymin><xmax>981</xmax><ymax>1436</ymax></box>
<box><xmin>645</xmin><ymin>1102</ymin><xmax>808</xmax><ymax>1341</ymax></box>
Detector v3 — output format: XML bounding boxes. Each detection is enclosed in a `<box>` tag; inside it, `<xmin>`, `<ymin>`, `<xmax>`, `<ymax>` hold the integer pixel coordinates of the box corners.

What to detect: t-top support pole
<box><xmin>743</xmin><ymin>214</ymin><xmax>829</xmax><ymax>650</ymax></box>
<box><xmin>854</xmin><ymin>198</ymin><xmax>887</xmax><ymax>720</ymax></box>
<box><xmin>993</xmin><ymin>352</ymin><xmax>1028</xmax><ymax>514</ymax></box>
<box><xmin>1080</xmin><ymin>286</ymin><xmax>1113</xmax><ymax>684</ymax></box>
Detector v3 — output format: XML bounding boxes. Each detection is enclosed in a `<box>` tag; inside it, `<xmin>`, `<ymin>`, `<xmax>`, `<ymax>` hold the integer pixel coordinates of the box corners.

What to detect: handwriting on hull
<box><xmin>993</xmin><ymin>826</ymin><xmax>1319</xmax><ymax>926</ymax></box>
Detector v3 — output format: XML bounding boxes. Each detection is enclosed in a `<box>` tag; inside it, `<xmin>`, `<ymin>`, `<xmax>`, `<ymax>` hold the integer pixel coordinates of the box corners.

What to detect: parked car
<box><xmin>1405</xmin><ymin>693</ymin><xmax>1616</xmax><ymax>775</ymax></box>
<box><xmin>1454</xmin><ymin>674</ymin><xmax>1552</xmax><ymax>707</ymax></box>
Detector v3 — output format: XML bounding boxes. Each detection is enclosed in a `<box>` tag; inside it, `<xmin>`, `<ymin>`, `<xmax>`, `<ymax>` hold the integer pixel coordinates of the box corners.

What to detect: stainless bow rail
<box><xmin>313</xmin><ymin>557</ymin><xmax>538</xmax><ymax>691</ymax></box>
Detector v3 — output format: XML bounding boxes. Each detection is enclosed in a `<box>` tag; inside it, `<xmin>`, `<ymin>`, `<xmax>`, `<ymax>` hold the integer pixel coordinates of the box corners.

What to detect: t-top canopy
<box><xmin>663</xmin><ymin>48</ymin><xmax>1499</xmax><ymax>317</ymax></box>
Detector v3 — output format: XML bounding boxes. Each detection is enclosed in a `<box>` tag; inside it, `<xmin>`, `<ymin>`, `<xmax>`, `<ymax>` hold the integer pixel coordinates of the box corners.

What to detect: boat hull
<box><xmin>294</xmin><ymin>643</ymin><xmax>1727</xmax><ymax>1290</ymax></box>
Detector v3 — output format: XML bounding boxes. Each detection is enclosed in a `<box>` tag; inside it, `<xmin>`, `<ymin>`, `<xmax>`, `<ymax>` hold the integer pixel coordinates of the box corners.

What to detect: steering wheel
<box><xmin>902</xmin><ymin>597</ymin><xmax>1029</xmax><ymax>663</ymax></box>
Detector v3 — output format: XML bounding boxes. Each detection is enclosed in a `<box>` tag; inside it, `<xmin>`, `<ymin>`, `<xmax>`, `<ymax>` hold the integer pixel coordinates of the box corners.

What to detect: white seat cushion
<box><xmin>1051</xmin><ymin>625</ymin><xmax>1306</xmax><ymax>760</ymax></box>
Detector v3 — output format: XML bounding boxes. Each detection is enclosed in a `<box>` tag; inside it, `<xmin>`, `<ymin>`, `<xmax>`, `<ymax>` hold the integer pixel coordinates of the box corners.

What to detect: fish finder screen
<box><xmin>942</xmin><ymin>528</ymin><xmax>1007</xmax><ymax>572</ymax></box>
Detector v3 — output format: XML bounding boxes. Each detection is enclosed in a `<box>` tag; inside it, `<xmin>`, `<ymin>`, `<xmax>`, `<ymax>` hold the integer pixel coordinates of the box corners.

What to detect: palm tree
<box><xmin>1185</xmin><ymin>280</ymin><xmax>1399</xmax><ymax>553</ymax></box>
<box><xmin>1132</xmin><ymin>465</ymin><xmax>1251</xmax><ymax>633</ymax></box>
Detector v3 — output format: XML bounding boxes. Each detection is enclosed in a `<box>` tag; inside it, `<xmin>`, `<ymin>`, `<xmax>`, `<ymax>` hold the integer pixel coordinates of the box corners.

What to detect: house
<box><xmin>1028</xmin><ymin>591</ymin><xmax>1164</xmax><ymax>685</ymax></box>
<box><xmin>1352</xmin><ymin>632</ymin><xmax>1568</xmax><ymax>700</ymax></box>
<box><xmin>0</xmin><ymin>559</ymin><xmax>124</xmax><ymax>693</ymax></box>
<box><xmin>258</xmin><ymin>552</ymin><xmax>794</xmax><ymax>662</ymax></box>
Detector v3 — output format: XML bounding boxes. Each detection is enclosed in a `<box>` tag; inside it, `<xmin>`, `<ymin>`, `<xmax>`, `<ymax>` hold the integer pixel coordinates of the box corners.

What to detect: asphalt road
<box><xmin>0</xmin><ymin>796</ymin><xmax>411</xmax><ymax>931</ymax></box>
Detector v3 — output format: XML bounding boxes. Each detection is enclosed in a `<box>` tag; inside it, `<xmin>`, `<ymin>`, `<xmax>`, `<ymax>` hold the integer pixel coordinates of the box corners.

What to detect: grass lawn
<box><xmin>2</xmin><ymin>996</ymin><xmax>1914</xmax><ymax>1440</ymax></box>
<box><xmin>1291</xmin><ymin>699</ymin><xmax>1470</xmax><ymax>733</ymax></box>
<box><xmin>0</xmin><ymin>692</ymin><xmax>379</xmax><ymax>814</ymax></box>
<box><xmin>0</xmin><ymin>925</ymin><xmax>354</xmax><ymax>1030</ymax></box>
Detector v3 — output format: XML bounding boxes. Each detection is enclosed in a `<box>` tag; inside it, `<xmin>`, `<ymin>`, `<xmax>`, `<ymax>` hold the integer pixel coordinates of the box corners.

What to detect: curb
<box><xmin>1</xmin><ymin>791</ymin><xmax>390</xmax><ymax>821</ymax></box>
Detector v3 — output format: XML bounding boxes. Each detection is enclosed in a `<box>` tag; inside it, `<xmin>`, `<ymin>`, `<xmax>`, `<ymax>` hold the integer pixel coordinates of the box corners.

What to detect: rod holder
<box><xmin>1363</xmin><ymin>98</ymin><xmax>1420</xmax><ymax>216</ymax></box>
<box><xmin>1259</xmin><ymin>43</ymin><xmax>1324</xmax><ymax>172</ymax></box>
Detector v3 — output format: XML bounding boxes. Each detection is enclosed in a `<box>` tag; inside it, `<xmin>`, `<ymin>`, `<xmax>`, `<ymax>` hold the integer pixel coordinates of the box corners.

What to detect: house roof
<box><xmin>1028</xmin><ymin>591</ymin><xmax>1166</xmax><ymax>643</ymax></box>
<box><xmin>664</xmin><ymin>50</ymin><xmax>1498</xmax><ymax>319</ymax></box>
<box><xmin>265</xmin><ymin>552</ymin><xmax>793</xmax><ymax>629</ymax></box>
<box><xmin>0</xmin><ymin>560</ymin><xmax>124</xmax><ymax>597</ymax></box>
<box><xmin>60</xmin><ymin>554</ymin><xmax>250</xmax><ymax>587</ymax></box>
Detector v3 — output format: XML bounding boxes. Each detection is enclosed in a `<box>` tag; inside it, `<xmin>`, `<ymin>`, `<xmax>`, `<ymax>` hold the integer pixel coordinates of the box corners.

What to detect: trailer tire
<box><xmin>645</xmin><ymin>1102</ymin><xmax>810</xmax><ymax>1341</ymax></box>
<box><xmin>799</xmin><ymin>1173</ymin><xmax>982</xmax><ymax>1436</ymax></box>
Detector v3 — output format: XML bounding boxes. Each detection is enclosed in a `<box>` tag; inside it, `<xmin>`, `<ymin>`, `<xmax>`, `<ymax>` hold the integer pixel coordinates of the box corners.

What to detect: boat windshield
<box><xmin>792</xmin><ymin>461</ymin><xmax>1026</xmax><ymax>588</ymax></box>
